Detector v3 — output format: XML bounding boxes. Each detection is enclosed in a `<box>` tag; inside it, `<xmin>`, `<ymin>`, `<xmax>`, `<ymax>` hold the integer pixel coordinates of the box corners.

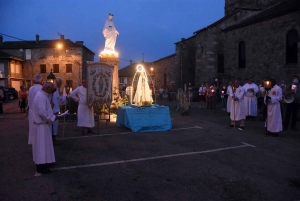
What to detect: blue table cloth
<box><xmin>116</xmin><ymin>106</ymin><xmax>172</xmax><ymax>132</ymax></box>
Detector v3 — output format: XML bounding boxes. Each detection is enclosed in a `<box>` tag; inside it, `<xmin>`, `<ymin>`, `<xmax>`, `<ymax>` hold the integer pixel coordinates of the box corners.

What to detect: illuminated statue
<box><xmin>102</xmin><ymin>13</ymin><xmax>119</xmax><ymax>52</ymax></box>
<box><xmin>133</xmin><ymin>65</ymin><xmax>153</xmax><ymax>104</ymax></box>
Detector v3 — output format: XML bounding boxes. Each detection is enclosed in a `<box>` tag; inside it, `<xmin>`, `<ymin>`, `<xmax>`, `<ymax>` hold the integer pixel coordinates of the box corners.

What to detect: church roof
<box><xmin>222</xmin><ymin>0</ymin><xmax>300</xmax><ymax>32</ymax></box>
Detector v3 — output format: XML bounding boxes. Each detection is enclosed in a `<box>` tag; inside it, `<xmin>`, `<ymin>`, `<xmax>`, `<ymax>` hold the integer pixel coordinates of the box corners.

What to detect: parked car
<box><xmin>0</xmin><ymin>86</ymin><xmax>18</xmax><ymax>100</ymax></box>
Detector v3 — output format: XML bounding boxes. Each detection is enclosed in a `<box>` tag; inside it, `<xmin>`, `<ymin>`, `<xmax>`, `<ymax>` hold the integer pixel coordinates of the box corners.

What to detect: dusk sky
<box><xmin>0</xmin><ymin>0</ymin><xmax>224</xmax><ymax>69</ymax></box>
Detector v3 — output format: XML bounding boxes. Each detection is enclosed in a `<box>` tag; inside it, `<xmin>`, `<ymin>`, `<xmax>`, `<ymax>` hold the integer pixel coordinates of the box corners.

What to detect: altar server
<box><xmin>51</xmin><ymin>77</ymin><xmax>67</xmax><ymax>142</ymax></box>
<box><xmin>70</xmin><ymin>79</ymin><xmax>95</xmax><ymax>135</ymax></box>
<box><xmin>32</xmin><ymin>82</ymin><xmax>57</xmax><ymax>175</ymax></box>
<box><xmin>265</xmin><ymin>79</ymin><xmax>282</xmax><ymax>137</ymax></box>
<box><xmin>230</xmin><ymin>80</ymin><xmax>246</xmax><ymax>129</ymax></box>
<box><xmin>28</xmin><ymin>74</ymin><xmax>43</xmax><ymax>144</ymax></box>
<box><xmin>227</xmin><ymin>81</ymin><xmax>233</xmax><ymax>114</ymax></box>
<box><xmin>243</xmin><ymin>77</ymin><xmax>259</xmax><ymax>120</ymax></box>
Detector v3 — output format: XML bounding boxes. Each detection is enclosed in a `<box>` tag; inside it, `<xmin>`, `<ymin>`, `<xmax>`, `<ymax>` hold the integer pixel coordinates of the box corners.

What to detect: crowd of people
<box><xmin>24</xmin><ymin>75</ymin><xmax>95</xmax><ymax>176</ymax></box>
<box><xmin>1</xmin><ymin>73</ymin><xmax>298</xmax><ymax>176</ymax></box>
<box><xmin>197</xmin><ymin>75</ymin><xmax>300</xmax><ymax>137</ymax></box>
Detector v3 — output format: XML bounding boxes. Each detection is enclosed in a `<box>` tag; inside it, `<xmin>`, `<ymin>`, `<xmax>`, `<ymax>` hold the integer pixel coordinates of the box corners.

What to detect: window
<box><xmin>40</xmin><ymin>64</ymin><xmax>46</xmax><ymax>73</ymax></box>
<box><xmin>217</xmin><ymin>54</ymin><xmax>224</xmax><ymax>73</ymax></box>
<box><xmin>119</xmin><ymin>77</ymin><xmax>124</xmax><ymax>84</ymax></box>
<box><xmin>66</xmin><ymin>64</ymin><xmax>72</xmax><ymax>73</ymax></box>
<box><xmin>53</xmin><ymin>64</ymin><xmax>59</xmax><ymax>73</ymax></box>
<box><xmin>286</xmin><ymin>29</ymin><xmax>298</xmax><ymax>64</ymax></box>
<box><xmin>25</xmin><ymin>49</ymin><xmax>31</xmax><ymax>60</ymax></box>
<box><xmin>238</xmin><ymin>41</ymin><xmax>246</xmax><ymax>68</ymax></box>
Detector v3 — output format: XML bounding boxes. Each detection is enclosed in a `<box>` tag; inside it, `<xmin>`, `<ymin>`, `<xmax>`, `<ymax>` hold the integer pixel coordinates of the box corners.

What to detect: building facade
<box><xmin>0</xmin><ymin>35</ymin><xmax>94</xmax><ymax>90</ymax></box>
<box><xmin>175</xmin><ymin>0</ymin><xmax>299</xmax><ymax>87</ymax></box>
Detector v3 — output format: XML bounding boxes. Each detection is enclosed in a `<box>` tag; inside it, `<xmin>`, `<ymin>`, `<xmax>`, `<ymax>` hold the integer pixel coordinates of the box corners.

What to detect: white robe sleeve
<box><xmin>36</xmin><ymin>99</ymin><xmax>56</xmax><ymax>123</ymax></box>
<box><xmin>70</xmin><ymin>87</ymin><xmax>80</xmax><ymax>102</ymax></box>
<box><xmin>271</xmin><ymin>87</ymin><xmax>282</xmax><ymax>104</ymax></box>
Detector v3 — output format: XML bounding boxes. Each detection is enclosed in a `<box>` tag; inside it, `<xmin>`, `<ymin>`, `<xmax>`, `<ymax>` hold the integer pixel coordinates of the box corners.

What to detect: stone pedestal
<box><xmin>99</xmin><ymin>53</ymin><xmax>120</xmax><ymax>95</ymax></box>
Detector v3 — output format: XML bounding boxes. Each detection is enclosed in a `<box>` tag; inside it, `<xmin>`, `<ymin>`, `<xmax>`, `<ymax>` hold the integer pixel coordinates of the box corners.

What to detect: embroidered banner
<box><xmin>87</xmin><ymin>62</ymin><xmax>113</xmax><ymax>109</ymax></box>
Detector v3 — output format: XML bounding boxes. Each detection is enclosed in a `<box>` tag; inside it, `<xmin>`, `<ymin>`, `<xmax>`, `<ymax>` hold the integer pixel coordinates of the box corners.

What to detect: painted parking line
<box><xmin>53</xmin><ymin>142</ymin><xmax>255</xmax><ymax>171</ymax></box>
<box><xmin>57</xmin><ymin>126</ymin><xmax>203</xmax><ymax>140</ymax></box>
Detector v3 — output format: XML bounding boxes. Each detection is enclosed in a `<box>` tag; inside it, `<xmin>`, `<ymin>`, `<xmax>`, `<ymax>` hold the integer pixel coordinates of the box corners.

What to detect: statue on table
<box><xmin>102</xmin><ymin>13</ymin><xmax>119</xmax><ymax>52</ymax></box>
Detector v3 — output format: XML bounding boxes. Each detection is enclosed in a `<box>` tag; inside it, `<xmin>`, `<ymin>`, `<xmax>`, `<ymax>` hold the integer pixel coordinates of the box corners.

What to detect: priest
<box><xmin>28</xmin><ymin>74</ymin><xmax>43</xmax><ymax>145</ymax></box>
<box><xmin>51</xmin><ymin>77</ymin><xmax>67</xmax><ymax>143</ymax></box>
<box><xmin>70</xmin><ymin>79</ymin><xmax>95</xmax><ymax>135</ymax></box>
<box><xmin>265</xmin><ymin>79</ymin><xmax>282</xmax><ymax>137</ymax></box>
<box><xmin>230</xmin><ymin>80</ymin><xmax>246</xmax><ymax>129</ymax></box>
<box><xmin>243</xmin><ymin>77</ymin><xmax>259</xmax><ymax>120</ymax></box>
<box><xmin>31</xmin><ymin>82</ymin><xmax>58</xmax><ymax>176</ymax></box>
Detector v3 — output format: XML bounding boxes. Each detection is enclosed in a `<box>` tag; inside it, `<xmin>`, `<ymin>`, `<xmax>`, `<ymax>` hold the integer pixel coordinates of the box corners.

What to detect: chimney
<box><xmin>60</xmin><ymin>35</ymin><xmax>64</xmax><ymax>40</ymax></box>
<box><xmin>0</xmin><ymin>35</ymin><xmax>3</xmax><ymax>45</ymax></box>
<box><xmin>36</xmin><ymin>34</ymin><xmax>39</xmax><ymax>44</ymax></box>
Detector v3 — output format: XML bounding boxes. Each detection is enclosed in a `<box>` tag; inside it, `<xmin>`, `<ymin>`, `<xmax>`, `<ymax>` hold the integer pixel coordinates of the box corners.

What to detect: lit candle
<box><xmin>212</xmin><ymin>89</ymin><xmax>214</xmax><ymax>93</ymax></box>
<box><xmin>222</xmin><ymin>90</ymin><xmax>224</xmax><ymax>94</ymax></box>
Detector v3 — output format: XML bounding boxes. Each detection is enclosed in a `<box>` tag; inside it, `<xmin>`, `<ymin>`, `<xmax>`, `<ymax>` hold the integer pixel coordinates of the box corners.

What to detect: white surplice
<box><xmin>28</xmin><ymin>84</ymin><xmax>42</xmax><ymax>144</ymax></box>
<box><xmin>243</xmin><ymin>83</ymin><xmax>259</xmax><ymax>116</ymax></box>
<box><xmin>70</xmin><ymin>86</ymin><xmax>95</xmax><ymax>128</ymax></box>
<box><xmin>230</xmin><ymin>86</ymin><xmax>246</xmax><ymax>121</ymax></box>
<box><xmin>32</xmin><ymin>91</ymin><xmax>56</xmax><ymax>164</ymax></box>
<box><xmin>264</xmin><ymin>85</ymin><xmax>282</xmax><ymax>132</ymax></box>
<box><xmin>227</xmin><ymin>85</ymin><xmax>232</xmax><ymax>113</ymax></box>
<box><xmin>51</xmin><ymin>88</ymin><xmax>67</xmax><ymax>135</ymax></box>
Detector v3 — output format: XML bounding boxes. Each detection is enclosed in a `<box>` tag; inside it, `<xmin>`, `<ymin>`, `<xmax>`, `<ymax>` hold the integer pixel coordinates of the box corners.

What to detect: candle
<box><xmin>212</xmin><ymin>89</ymin><xmax>214</xmax><ymax>93</ymax></box>
<box><xmin>222</xmin><ymin>90</ymin><xmax>224</xmax><ymax>94</ymax></box>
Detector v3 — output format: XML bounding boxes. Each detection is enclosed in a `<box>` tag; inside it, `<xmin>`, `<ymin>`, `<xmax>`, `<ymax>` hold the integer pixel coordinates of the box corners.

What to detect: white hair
<box><xmin>33</xmin><ymin>74</ymin><xmax>42</xmax><ymax>83</ymax></box>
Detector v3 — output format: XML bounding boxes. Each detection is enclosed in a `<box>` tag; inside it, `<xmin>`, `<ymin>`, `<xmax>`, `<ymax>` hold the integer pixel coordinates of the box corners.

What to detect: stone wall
<box><xmin>223</xmin><ymin>11</ymin><xmax>300</xmax><ymax>85</ymax></box>
<box><xmin>153</xmin><ymin>54</ymin><xmax>176</xmax><ymax>90</ymax></box>
<box><xmin>1</xmin><ymin>46</ymin><xmax>94</xmax><ymax>89</ymax></box>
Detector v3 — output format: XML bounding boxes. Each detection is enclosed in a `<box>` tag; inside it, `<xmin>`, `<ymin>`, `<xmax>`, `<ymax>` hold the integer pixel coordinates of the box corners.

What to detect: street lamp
<box><xmin>47</xmin><ymin>69</ymin><xmax>56</xmax><ymax>83</ymax></box>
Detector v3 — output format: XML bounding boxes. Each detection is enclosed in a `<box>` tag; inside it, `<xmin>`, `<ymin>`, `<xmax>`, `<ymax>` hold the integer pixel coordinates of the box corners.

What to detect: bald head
<box><xmin>42</xmin><ymin>82</ymin><xmax>56</xmax><ymax>95</ymax></box>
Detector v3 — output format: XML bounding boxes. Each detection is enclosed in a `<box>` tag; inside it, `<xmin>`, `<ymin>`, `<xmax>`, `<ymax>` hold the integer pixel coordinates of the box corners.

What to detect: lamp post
<box><xmin>47</xmin><ymin>69</ymin><xmax>56</xmax><ymax>83</ymax></box>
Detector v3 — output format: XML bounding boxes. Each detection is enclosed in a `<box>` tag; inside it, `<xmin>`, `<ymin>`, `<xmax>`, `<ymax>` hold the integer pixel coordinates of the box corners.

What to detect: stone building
<box><xmin>175</xmin><ymin>0</ymin><xmax>300</xmax><ymax>87</ymax></box>
<box><xmin>0</xmin><ymin>35</ymin><xmax>94</xmax><ymax>90</ymax></box>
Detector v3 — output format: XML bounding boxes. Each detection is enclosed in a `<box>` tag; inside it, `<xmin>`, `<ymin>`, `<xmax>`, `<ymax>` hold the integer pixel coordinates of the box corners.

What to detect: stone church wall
<box><xmin>223</xmin><ymin>11</ymin><xmax>300</xmax><ymax>85</ymax></box>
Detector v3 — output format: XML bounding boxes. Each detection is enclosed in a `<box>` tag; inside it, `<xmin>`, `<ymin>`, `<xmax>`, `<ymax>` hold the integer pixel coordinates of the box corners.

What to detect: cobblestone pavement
<box><xmin>0</xmin><ymin>99</ymin><xmax>300</xmax><ymax>201</ymax></box>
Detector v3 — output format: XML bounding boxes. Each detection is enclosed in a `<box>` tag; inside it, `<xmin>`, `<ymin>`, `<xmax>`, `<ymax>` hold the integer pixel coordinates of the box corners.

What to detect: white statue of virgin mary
<box><xmin>102</xmin><ymin>13</ymin><xmax>119</xmax><ymax>52</ymax></box>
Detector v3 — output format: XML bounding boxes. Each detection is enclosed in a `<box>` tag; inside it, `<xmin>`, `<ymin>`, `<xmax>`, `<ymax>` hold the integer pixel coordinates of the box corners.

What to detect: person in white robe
<box><xmin>32</xmin><ymin>82</ymin><xmax>57</xmax><ymax>176</ymax></box>
<box><xmin>51</xmin><ymin>77</ymin><xmax>67</xmax><ymax>142</ymax></box>
<box><xmin>227</xmin><ymin>81</ymin><xmax>233</xmax><ymax>114</ymax></box>
<box><xmin>243</xmin><ymin>77</ymin><xmax>259</xmax><ymax>120</ymax></box>
<box><xmin>70</xmin><ymin>79</ymin><xmax>95</xmax><ymax>135</ymax></box>
<box><xmin>102</xmin><ymin>13</ymin><xmax>119</xmax><ymax>52</ymax></box>
<box><xmin>230</xmin><ymin>80</ymin><xmax>246</xmax><ymax>128</ymax></box>
<box><xmin>28</xmin><ymin>74</ymin><xmax>43</xmax><ymax>145</ymax></box>
<box><xmin>264</xmin><ymin>79</ymin><xmax>282</xmax><ymax>137</ymax></box>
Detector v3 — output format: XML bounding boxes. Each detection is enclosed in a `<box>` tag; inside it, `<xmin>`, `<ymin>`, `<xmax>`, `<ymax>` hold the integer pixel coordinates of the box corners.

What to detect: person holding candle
<box><xmin>230</xmin><ymin>80</ymin><xmax>246</xmax><ymax>129</ymax></box>
<box><xmin>227</xmin><ymin>81</ymin><xmax>233</xmax><ymax>115</ymax></box>
<box><xmin>221</xmin><ymin>85</ymin><xmax>228</xmax><ymax>110</ymax></box>
<box><xmin>243</xmin><ymin>77</ymin><xmax>259</xmax><ymax>120</ymax></box>
<box><xmin>198</xmin><ymin>83</ymin><xmax>206</xmax><ymax>108</ymax></box>
<box><xmin>283</xmin><ymin>75</ymin><xmax>300</xmax><ymax>131</ymax></box>
<box><xmin>265</xmin><ymin>79</ymin><xmax>282</xmax><ymax>137</ymax></box>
